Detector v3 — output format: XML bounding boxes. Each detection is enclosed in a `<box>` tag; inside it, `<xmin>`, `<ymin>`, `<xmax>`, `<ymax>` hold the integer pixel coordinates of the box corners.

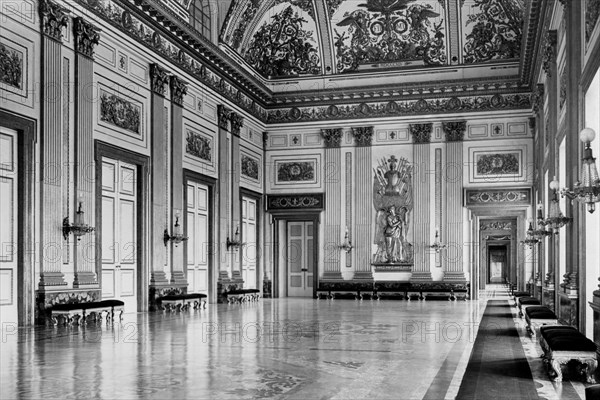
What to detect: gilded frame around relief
<box><xmin>469</xmin><ymin>146</ymin><xmax>524</xmax><ymax>183</ymax></box>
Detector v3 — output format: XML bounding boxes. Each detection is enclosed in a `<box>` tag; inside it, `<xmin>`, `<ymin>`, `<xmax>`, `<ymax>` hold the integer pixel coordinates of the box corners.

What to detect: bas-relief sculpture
<box><xmin>373</xmin><ymin>155</ymin><xmax>414</xmax><ymax>265</ymax></box>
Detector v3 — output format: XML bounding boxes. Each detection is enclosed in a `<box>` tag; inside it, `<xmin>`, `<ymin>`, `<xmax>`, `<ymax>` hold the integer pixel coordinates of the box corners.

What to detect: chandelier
<box><xmin>520</xmin><ymin>222</ymin><xmax>539</xmax><ymax>248</ymax></box>
<box><xmin>560</xmin><ymin>128</ymin><xmax>600</xmax><ymax>213</ymax></box>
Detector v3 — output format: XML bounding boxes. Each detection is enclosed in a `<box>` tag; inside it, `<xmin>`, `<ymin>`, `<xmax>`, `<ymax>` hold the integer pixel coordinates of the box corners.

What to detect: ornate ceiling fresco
<box><xmin>221</xmin><ymin>0</ymin><xmax>524</xmax><ymax>79</ymax></box>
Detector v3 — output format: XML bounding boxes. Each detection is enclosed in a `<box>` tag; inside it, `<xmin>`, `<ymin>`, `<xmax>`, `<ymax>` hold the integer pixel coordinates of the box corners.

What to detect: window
<box><xmin>190</xmin><ymin>0</ymin><xmax>211</xmax><ymax>40</ymax></box>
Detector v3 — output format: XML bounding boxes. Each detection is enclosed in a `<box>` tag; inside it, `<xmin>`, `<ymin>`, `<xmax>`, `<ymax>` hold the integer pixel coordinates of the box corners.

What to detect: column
<box><xmin>38</xmin><ymin>0</ymin><xmax>69</xmax><ymax>288</ymax></box>
<box><xmin>229</xmin><ymin>111</ymin><xmax>244</xmax><ymax>284</ymax></box>
<box><xmin>410</xmin><ymin>123</ymin><xmax>432</xmax><ymax>281</ymax></box>
<box><xmin>217</xmin><ymin>105</ymin><xmax>232</xmax><ymax>292</ymax></box>
<box><xmin>352</xmin><ymin>127</ymin><xmax>374</xmax><ymax>280</ymax></box>
<box><xmin>72</xmin><ymin>17</ymin><xmax>100</xmax><ymax>287</ymax></box>
<box><xmin>149</xmin><ymin>63</ymin><xmax>170</xmax><ymax>287</ymax></box>
<box><xmin>320</xmin><ymin>128</ymin><xmax>343</xmax><ymax>280</ymax></box>
<box><xmin>442</xmin><ymin>121</ymin><xmax>467</xmax><ymax>282</ymax></box>
<box><xmin>169</xmin><ymin>75</ymin><xmax>188</xmax><ymax>286</ymax></box>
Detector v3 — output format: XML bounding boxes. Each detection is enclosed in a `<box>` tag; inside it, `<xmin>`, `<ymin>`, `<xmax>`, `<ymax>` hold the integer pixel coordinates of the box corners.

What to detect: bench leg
<box><xmin>550</xmin><ymin>358</ymin><xmax>564</xmax><ymax>382</ymax></box>
<box><xmin>579</xmin><ymin>359</ymin><xmax>598</xmax><ymax>383</ymax></box>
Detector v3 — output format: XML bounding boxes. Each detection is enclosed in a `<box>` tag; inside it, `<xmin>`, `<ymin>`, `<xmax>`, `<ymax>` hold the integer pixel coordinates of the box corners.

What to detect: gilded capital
<box><xmin>218</xmin><ymin>105</ymin><xmax>231</xmax><ymax>130</ymax></box>
<box><xmin>321</xmin><ymin>128</ymin><xmax>343</xmax><ymax>148</ymax></box>
<box><xmin>39</xmin><ymin>0</ymin><xmax>70</xmax><ymax>41</ymax></box>
<box><xmin>532</xmin><ymin>84</ymin><xmax>544</xmax><ymax>113</ymax></box>
<box><xmin>150</xmin><ymin>64</ymin><xmax>169</xmax><ymax>97</ymax></box>
<box><xmin>351</xmin><ymin>126</ymin><xmax>373</xmax><ymax>147</ymax></box>
<box><xmin>73</xmin><ymin>17</ymin><xmax>100</xmax><ymax>59</ymax></box>
<box><xmin>542</xmin><ymin>30</ymin><xmax>557</xmax><ymax>77</ymax></box>
<box><xmin>409</xmin><ymin>123</ymin><xmax>433</xmax><ymax>144</ymax></box>
<box><xmin>229</xmin><ymin>111</ymin><xmax>244</xmax><ymax>136</ymax></box>
<box><xmin>442</xmin><ymin>121</ymin><xmax>466</xmax><ymax>142</ymax></box>
<box><xmin>170</xmin><ymin>75</ymin><xmax>188</xmax><ymax>107</ymax></box>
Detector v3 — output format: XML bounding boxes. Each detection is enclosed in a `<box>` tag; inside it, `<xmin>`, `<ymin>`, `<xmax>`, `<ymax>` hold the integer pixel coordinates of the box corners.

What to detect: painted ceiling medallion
<box><xmin>243</xmin><ymin>6</ymin><xmax>321</xmax><ymax>78</ymax></box>
<box><xmin>333</xmin><ymin>0</ymin><xmax>447</xmax><ymax>73</ymax></box>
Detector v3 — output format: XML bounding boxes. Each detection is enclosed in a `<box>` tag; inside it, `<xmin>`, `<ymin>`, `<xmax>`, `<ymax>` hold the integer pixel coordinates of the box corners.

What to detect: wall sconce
<box><xmin>339</xmin><ymin>227</ymin><xmax>353</xmax><ymax>253</ymax></box>
<box><xmin>429</xmin><ymin>227</ymin><xmax>447</xmax><ymax>253</ymax></box>
<box><xmin>63</xmin><ymin>193</ymin><xmax>95</xmax><ymax>241</ymax></box>
<box><xmin>560</xmin><ymin>128</ymin><xmax>600</xmax><ymax>213</ymax></box>
<box><xmin>540</xmin><ymin>178</ymin><xmax>572</xmax><ymax>232</ymax></box>
<box><xmin>533</xmin><ymin>203</ymin><xmax>552</xmax><ymax>238</ymax></box>
<box><xmin>163</xmin><ymin>212</ymin><xmax>188</xmax><ymax>246</ymax></box>
<box><xmin>226</xmin><ymin>226</ymin><xmax>243</xmax><ymax>249</ymax></box>
<box><xmin>520</xmin><ymin>221</ymin><xmax>540</xmax><ymax>248</ymax></box>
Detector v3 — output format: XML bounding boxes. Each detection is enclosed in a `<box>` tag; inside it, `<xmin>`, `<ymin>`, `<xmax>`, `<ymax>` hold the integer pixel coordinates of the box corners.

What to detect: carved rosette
<box><xmin>321</xmin><ymin>128</ymin><xmax>343</xmax><ymax>148</ymax></box>
<box><xmin>532</xmin><ymin>84</ymin><xmax>545</xmax><ymax>113</ymax></box>
<box><xmin>409</xmin><ymin>123</ymin><xmax>433</xmax><ymax>144</ymax></box>
<box><xmin>229</xmin><ymin>111</ymin><xmax>244</xmax><ymax>136</ymax></box>
<box><xmin>351</xmin><ymin>126</ymin><xmax>373</xmax><ymax>147</ymax></box>
<box><xmin>170</xmin><ymin>75</ymin><xmax>188</xmax><ymax>107</ymax></box>
<box><xmin>73</xmin><ymin>17</ymin><xmax>100</xmax><ymax>59</ymax></box>
<box><xmin>442</xmin><ymin>121</ymin><xmax>466</xmax><ymax>142</ymax></box>
<box><xmin>542</xmin><ymin>30</ymin><xmax>557</xmax><ymax>77</ymax></box>
<box><xmin>39</xmin><ymin>0</ymin><xmax>70</xmax><ymax>41</ymax></box>
<box><xmin>217</xmin><ymin>105</ymin><xmax>231</xmax><ymax>130</ymax></box>
<box><xmin>150</xmin><ymin>64</ymin><xmax>169</xmax><ymax>97</ymax></box>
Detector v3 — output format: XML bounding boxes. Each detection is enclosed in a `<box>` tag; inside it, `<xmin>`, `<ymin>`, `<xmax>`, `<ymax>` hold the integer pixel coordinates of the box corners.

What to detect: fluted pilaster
<box><xmin>322</xmin><ymin>137</ymin><xmax>342</xmax><ymax>280</ymax></box>
<box><xmin>352</xmin><ymin>127</ymin><xmax>373</xmax><ymax>280</ymax></box>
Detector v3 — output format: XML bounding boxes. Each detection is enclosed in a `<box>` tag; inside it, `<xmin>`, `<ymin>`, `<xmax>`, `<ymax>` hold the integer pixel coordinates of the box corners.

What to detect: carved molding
<box><xmin>321</xmin><ymin>128</ymin><xmax>343</xmax><ymax>148</ymax></box>
<box><xmin>409</xmin><ymin>123</ymin><xmax>433</xmax><ymax>144</ymax></box>
<box><xmin>170</xmin><ymin>75</ymin><xmax>188</xmax><ymax>107</ymax></box>
<box><xmin>150</xmin><ymin>63</ymin><xmax>169</xmax><ymax>97</ymax></box>
<box><xmin>266</xmin><ymin>193</ymin><xmax>325</xmax><ymax>211</ymax></box>
<box><xmin>542</xmin><ymin>30</ymin><xmax>557</xmax><ymax>77</ymax></box>
<box><xmin>73</xmin><ymin>17</ymin><xmax>100</xmax><ymax>59</ymax></box>
<box><xmin>229</xmin><ymin>111</ymin><xmax>244</xmax><ymax>136</ymax></box>
<box><xmin>217</xmin><ymin>105</ymin><xmax>231</xmax><ymax>130</ymax></box>
<box><xmin>351</xmin><ymin>126</ymin><xmax>373</xmax><ymax>147</ymax></box>
<box><xmin>480</xmin><ymin>221</ymin><xmax>513</xmax><ymax>231</ymax></box>
<box><xmin>465</xmin><ymin>188</ymin><xmax>531</xmax><ymax>206</ymax></box>
<box><xmin>532</xmin><ymin>83</ymin><xmax>544</xmax><ymax>113</ymax></box>
<box><xmin>442</xmin><ymin>121</ymin><xmax>466</xmax><ymax>142</ymax></box>
<box><xmin>39</xmin><ymin>0</ymin><xmax>70</xmax><ymax>41</ymax></box>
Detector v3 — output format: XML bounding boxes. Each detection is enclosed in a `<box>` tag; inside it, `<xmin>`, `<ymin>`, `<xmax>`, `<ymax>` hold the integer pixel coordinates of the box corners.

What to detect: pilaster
<box><xmin>320</xmin><ymin>128</ymin><xmax>343</xmax><ymax>280</ymax></box>
<box><xmin>73</xmin><ymin>17</ymin><xmax>100</xmax><ymax>287</ymax></box>
<box><xmin>442</xmin><ymin>121</ymin><xmax>467</xmax><ymax>282</ymax></box>
<box><xmin>217</xmin><ymin>105</ymin><xmax>232</xmax><ymax>290</ymax></box>
<box><xmin>169</xmin><ymin>75</ymin><xmax>188</xmax><ymax>286</ymax></box>
<box><xmin>229</xmin><ymin>110</ymin><xmax>244</xmax><ymax>283</ymax></box>
<box><xmin>410</xmin><ymin>123</ymin><xmax>432</xmax><ymax>281</ymax></box>
<box><xmin>38</xmin><ymin>0</ymin><xmax>69</xmax><ymax>288</ymax></box>
<box><xmin>149</xmin><ymin>63</ymin><xmax>169</xmax><ymax>287</ymax></box>
<box><xmin>351</xmin><ymin>127</ymin><xmax>374</xmax><ymax>281</ymax></box>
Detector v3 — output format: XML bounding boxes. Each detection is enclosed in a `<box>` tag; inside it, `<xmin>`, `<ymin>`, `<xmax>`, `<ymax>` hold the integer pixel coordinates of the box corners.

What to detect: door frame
<box><xmin>270</xmin><ymin>211</ymin><xmax>320</xmax><ymax>298</ymax></box>
<box><xmin>95</xmin><ymin>141</ymin><xmax>149</xmax><ymax>312</ymax></box>
<box><xmin>240</xmin><ymin>188</ymin><xmax>262</xmax><ymax>291</ymax></box>
<box><xmin>0</xmin><ymin>111</ymin><xmax>36</xmax><ymax>325</ymax></box>
<box><xmin>486</xmin><ymin>242</ymin><xmax>510</xmax><ymax>284</ymax></box>
<box><xmin>182</xmin><ymin>169</ymin><xmax>216</xmax><ymax>303</ymax></box>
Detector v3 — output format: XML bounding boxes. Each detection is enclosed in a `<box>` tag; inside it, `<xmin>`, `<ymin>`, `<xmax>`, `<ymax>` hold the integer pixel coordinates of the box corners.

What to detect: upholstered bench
<box><xmin>517</xmin><ymin>296</ymin><xmax>541</xmax><ymax>317</ymax></box>
<box><xmin>159</xmin><ymin>293</ymin><xmax>207</xmax><ymax>311</ymax></box>
<box><xmin>524</xmin><ymin>306</ymin><xmax>558</xmax><ymax>337</ymax></box>
<box><xmin>225</xmin><ymin>289</ymin><xmax>260</xmax><ymax>304</ymax></box>
<box><xmin>539</xmin><ymin>325</ymin><xmax>598</xmax><ymax>383</ymax></box>
<box><xmin>512</xmin><ymin>291</ymin><xmax>531</xmax><ymax>306</ymax></box>
<box><xmin>51</xmin><ymin>300</ymin><xmax>125</xmax><ymax>325</ymax></box>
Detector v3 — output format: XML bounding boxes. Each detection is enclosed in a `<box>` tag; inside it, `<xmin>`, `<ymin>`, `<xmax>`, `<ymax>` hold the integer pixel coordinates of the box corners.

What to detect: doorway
<box><xmin>185</xmin><ymin>179</ymin><xmax>211</xmax><ymax>296</ymax></box>
<box><xmin>241</xmin><ymin>196</ymin><xmax>258</xmax><ymax>289</ymax></box>
<box><xmin>287</xmin><ymin>221</ymin><xmax>314</xmax><ymax>297</ymax></box>
<box><xmin>488</xmin><ymin>245</ymin><xmax>508</xmax><ymax>284</ymax></box>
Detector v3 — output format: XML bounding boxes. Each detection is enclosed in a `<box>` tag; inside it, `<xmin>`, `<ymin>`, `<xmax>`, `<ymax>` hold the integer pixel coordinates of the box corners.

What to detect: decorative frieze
<box><xmin>150</xmin><ymin>63</ymin><xmax>169</xmax><ymax>96</ymax></box>
<box><xmin>100</xmin><ymin>93</ymin><xmax>141</xmax><ymax>134</ymax></box>
<box><xmin>185</xmin><ymin>130</ymin><xmax>211</xmax><ymax>161</ymax></box>
<box><xmin>542</xmin><ymin>30</ymin><xmax>557</xmax><ymax>77</ymax></box>
<box><xmin>409</xmin><ymin>123</ymin><xmax>432</xmax><ymax>143</ymax></box>
<box><xmin>351</xmin><ymin>126</ymin><xmax>373</xmax><ymax>147</ymax></box>
<box><xmin>0</xmin><ymin>43</ymin><xmax>23</xmax><ymax>89</ymax></box>
<box><xmin>465</xmin><ymin>188</ymin><xmax>531</xmax><ymax>206</ymax></box>
<box><xmin>73</xmin><ymin>17</ymin><xmax>100</xmax><ymax>59</ymax></box>
<box><xmin>241</xmin><ymin>155</ymin><xmax>259</xmax><ymax>180</ymax></box>
<box><xmin>442</xmin><ymin>121</ymin><xmax>466</xmax><ymax>142</ymax></box>
<box><xmin>217</xmin><ymin>105</ymin><xmax>231</xmax><ymax>130</ymax></box>
<box><xmin>266</xmin><ymin>194</ymin><xmax>325</xmax><ymax>211</ymax></box>
<box><xmin>39</xmin><ymin>0</ymin><xmax>70</xmax><ymax>41</ymax></box>
<box><xmin>229</xmin><ymin>112</ymin><xmax>244</xmax><ymax>136</ymax></box>
<box><xmin>170</xmin><ymin>75</ymin><xmax>188</xmax><ymax>107</ymax></box>
<box><xmin>480</xmin><ymin>221</ymin><xmax>513</xmax><ymax>231</ymax></box>
<box><xmin>321</xmin><ymin>128</ymin><xmax>343</xmax><ymax>148</ymax></box>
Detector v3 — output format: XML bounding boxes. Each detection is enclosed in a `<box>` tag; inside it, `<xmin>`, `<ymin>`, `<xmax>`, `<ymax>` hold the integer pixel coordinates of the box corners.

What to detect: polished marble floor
<box><xmin>0</xmin><ymin>287</ymin><xmax>587</xmax><ymax>399</ymax></box>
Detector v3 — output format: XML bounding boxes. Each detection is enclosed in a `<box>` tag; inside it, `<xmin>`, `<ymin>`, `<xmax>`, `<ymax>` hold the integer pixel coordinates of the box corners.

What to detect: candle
<box><xmin>174</xmin><ymin>211</ymin><xmax>182</xmax><ymax>236</ymax></box>
<box><xmin>74</xmin><ymin>193</ymin><xmax>84</xmax><ymax>226</ymax></box>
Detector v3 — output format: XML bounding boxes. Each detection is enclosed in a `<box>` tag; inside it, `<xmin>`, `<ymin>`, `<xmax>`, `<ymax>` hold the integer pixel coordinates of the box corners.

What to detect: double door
<box><xmin>101</xmin><ymin>158</ymin><xmax>138</xmax><ymax>313</ymax></box>
<box><xmin>186</xmin><ymin>181</ymin><xmax>210</xmax><ymax>294</ymax></box>
<box><xmin>242</xmin><ymin>197</ymin><xmax>257</xmax><ymax>289</ymax></box>
<box><xmin>287</xmin><ymin>221</ymin><xmax>314</xmax><ymax>297</ymax></box>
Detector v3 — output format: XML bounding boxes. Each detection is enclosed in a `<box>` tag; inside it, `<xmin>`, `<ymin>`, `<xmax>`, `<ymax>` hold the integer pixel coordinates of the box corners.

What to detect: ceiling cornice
<box><xmin>520</xmin><ymin>0</ymin><xmax>544</xmax><ymax>85</ymax></box>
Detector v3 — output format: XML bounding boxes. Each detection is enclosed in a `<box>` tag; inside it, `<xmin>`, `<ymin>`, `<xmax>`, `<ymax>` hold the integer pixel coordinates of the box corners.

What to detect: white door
<box><xmin>186</xmin><ymin>181</ymin><xmax>209</xmax><ymax>295</ymax></box>
<box><xmin>287</xmin><ymin>221</ymin><xmax>314</xmax><ymax>297</ymax></box>
<box><xmin>242</xmin><ymin>197</ymin><xmax>257</xmax><ymax>289</ymax></box>
<box><xmin>101</xmin><ymin>159</ymin><xmax>137</xmax><ymax>313</ymax></box>
<box><xmin>0</xmin><ymin>128</ymin><xmax>18</xmax><ymax>325</ymax></box>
